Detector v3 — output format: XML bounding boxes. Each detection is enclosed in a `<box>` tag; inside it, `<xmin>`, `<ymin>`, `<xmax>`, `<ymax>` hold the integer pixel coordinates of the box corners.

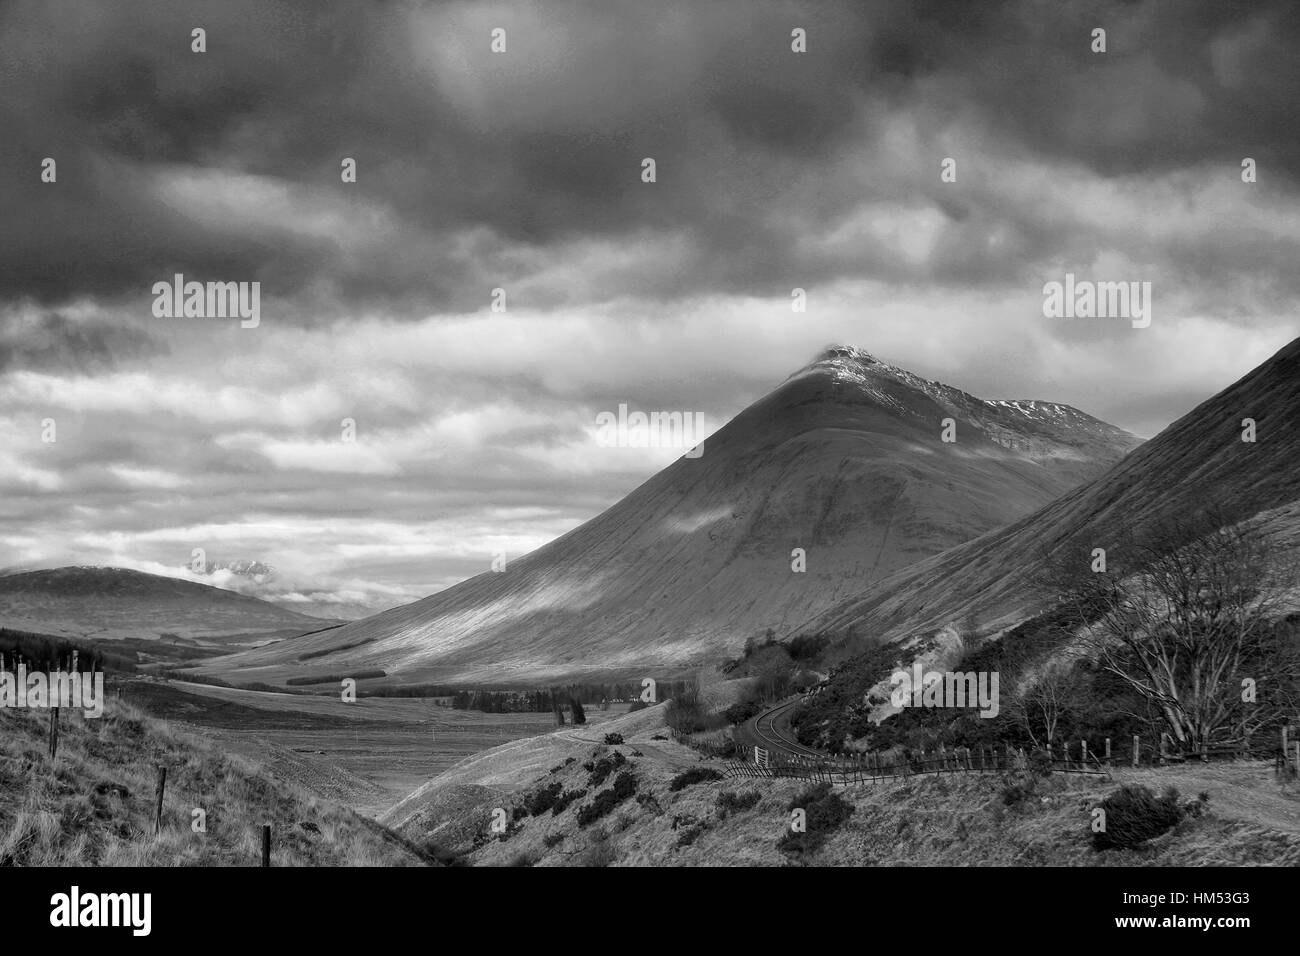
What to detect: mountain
<box><xmin>800</xmin><ymin>335</ymin><xmax>1300</xmax><ymax>651</ymax></box>
<box><xmin>197</xmin><ymin>346</ymin><xmax>1139</xmax><ymax>686</ymax></box>
<box><xmin>205</xmin><ymin>558</ymin><xmax>277</xmax><ymax>579</ymax></box>
<box><xmin>0</xmin><ymin>566</ymin><xmax>336</xmax><ymax>645</ymax></box>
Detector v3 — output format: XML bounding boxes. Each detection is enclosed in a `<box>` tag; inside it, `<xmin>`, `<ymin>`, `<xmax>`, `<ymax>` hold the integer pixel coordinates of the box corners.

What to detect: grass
<box><xmin>0</xmin><ymin>698</ymin><xmax>431</xmax><ymax>866</ymax></box>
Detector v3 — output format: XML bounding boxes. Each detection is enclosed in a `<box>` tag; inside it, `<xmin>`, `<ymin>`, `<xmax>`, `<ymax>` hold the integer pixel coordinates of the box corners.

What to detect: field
<box><xmin>117</xmin><ymin>676</ymin><xmax>637</xmax><ymax>817</ymax></box>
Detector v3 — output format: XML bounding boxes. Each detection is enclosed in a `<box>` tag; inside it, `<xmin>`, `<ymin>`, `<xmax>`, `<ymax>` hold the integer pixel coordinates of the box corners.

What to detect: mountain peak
<box><xmin>820</xmin><ymin>344</ymin><xmax>881</xmax><ymax>364</ymax></box>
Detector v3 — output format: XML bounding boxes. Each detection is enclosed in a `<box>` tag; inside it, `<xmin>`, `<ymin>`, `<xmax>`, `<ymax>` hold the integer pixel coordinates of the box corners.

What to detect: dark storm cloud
<box><xmin>2</xmin><ymin>0</ymin><xmax>1296</xmax><ymax>319</ymax></box>
<box><xmin>0</xmin><ymin>311</ymin><xmax>166</xmax><ymax>372</ymax></box>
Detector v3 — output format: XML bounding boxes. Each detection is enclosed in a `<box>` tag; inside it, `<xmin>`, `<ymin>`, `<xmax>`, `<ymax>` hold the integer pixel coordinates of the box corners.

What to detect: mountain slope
<box><xmin>0</xmin><ymin>566</ymin><xmax>334</xmax><ymax>645</ymax></box>
<box><xmin>0</xmin><ymin>696</ymin><xmax>428</xmax><ymax>866</ymax></box>
<box><xmin>801</xmin><ymin>335</ymin><xmax>1300</xmax><ymax>649</ymax></box>
<box><xmin>199</xmin><ymin>347</ymin><xmax>1139</xmax><ymax>685</ymax></box>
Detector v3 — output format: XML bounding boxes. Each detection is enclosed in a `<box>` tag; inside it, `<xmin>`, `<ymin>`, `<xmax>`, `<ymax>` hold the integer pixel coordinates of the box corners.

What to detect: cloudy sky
<box><xmin>1</xmin><ymin>0</ymin><xmax>1298</xmax><ymax>616</ymax></box>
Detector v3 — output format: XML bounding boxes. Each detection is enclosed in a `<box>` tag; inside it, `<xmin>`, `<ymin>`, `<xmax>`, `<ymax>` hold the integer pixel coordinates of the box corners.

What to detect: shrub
<box><xmin>668</xmin><ymin>767</ymin><xmax>723</xmax><ymax>792</ymax></box>
<box><xmin>777</xmin><ymin>783</ymin><xmax>855</xmax><ymax>857</ymax></box>
<box><xmin>551</xmin><ymin>789</ymin><xmax>585</xmax><ymax>816</ymax></box>
<box><xmin>627</xmin><ymin>700</ymin><xmax>649</xmax><ymax>713</ymax></box>
<box><xmin>1092</xmin><ymin>785</ymin><xmax>1186</xmax><ymax>851</ymax></box>
<box><xmin>603</xmin><ymin>733</ymin><xmax>625</xmax><ymax>745</ymax></box>
<box><xmin>664</xmin><ymin>686</ymin><xmax>725</xmax><ymax>733</ymax></box>
<box><xmin>585</xmin><ymin>751</ymin><xmax>628</xmax><ymax>787</ymax></box>
<box><xmin>576</xmin><ymin>772</ymin><xmax>637</xmax><ymax>827</ymax></box>
<box><xmin>522</xmin><ymin>781</ymin><xmax>564</xmax><ymax>817</ymax></box>
<box><xmin>716</xmin><ymin>789</ymin><xmax>762</xmax><ymax>818</ymax></box>
<box><xmin>542</xmin><ymin>832</ymin><xmax>565</xmax><ymax>849</ymax></box>
<box><xmin>635</xmin><ymin>792</ymin><xmax>664</xmax><ymax>815</ymax></box>
<box><xmin>787</xmin><ymin>634</ymin><xmax>829</xmax><ymax>662</ymax></box>
<box><xmin>723</xmin><ymin>699</ymin><xmax>764</xmax><ymax>725</ymax></box>
<box><xmin>999</xmin><ymin>773</ymin><xmax>1039</xmax><ymax>806</ymax></box>
<box><xmin>675</xmin><ymin>824</ymin><xmax>705</xmax><ymax>848</ymax></box>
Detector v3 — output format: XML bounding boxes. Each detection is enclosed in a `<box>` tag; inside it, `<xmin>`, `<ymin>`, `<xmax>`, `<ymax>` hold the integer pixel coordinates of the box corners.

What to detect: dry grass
<box><xmin>0</xmin><ymin>699</ymin><xmax>430</xmax><ymax>866</ymax></box>
<box><xmin>439</xmin><ymin>740</ymin><xmax>1300</xmax><ymax>867</ymax></box>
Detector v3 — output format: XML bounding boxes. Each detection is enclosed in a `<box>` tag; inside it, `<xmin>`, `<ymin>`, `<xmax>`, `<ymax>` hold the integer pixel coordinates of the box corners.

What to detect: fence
<box><xmin>719</xmin><ymin>743</ymin><xmax>1111</xmax><ymax>785</ymax></box>
<box><xmin>669</xmin><ymin>727</ymin><xmax>738</xmax><ymax>758</ymax></box>
<box><xmin>674</xmin><ymin>724</ymin><xmax>1300</xmax><ymax>785</ymax></box>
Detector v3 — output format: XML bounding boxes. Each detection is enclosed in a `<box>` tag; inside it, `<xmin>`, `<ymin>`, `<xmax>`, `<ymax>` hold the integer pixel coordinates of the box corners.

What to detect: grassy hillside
<box><xmin>384</xmin><ymin>689</ymin><xmax>1300</xmax><ymax>866</ymax></box>
<box><xmin>461</xmin><ymin>757</ymin><xmax>1300</xmax><ymax>867</ymax></box>
<box><xmin>0</xmin><ymin>698</ymin><xmax>431</xmax><ymax>866</ymax></box>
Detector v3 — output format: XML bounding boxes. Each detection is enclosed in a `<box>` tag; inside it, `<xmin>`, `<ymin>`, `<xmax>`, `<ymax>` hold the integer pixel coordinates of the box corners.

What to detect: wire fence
<box><xmin>672</xmin><ymin>726</ymin><xmax>1300</xmax><ymax>786</ymax></box>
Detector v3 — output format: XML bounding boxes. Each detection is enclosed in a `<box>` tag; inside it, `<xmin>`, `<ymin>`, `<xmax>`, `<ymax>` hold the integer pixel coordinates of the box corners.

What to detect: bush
<box><xmin>576</xmin><ymin>772</ymin><xmax>638</xmax><ymax>828</ymax></box>
<box><xmin>999</xmin><ymin>773</ymin><xmax>1039</xmax><ymax>806</ymax></box>
<box><xmin>1092</xmin><ymin>785</ymin><xmax>1186</xmax><ymax>851</ymax></box>
<box><xmin>786</xmin><ymin>634</ymin><xmax>829</xmax><ymax>662</ymax></box>
<box><xmin>585</xmin><ymin>751</ymin><xmax>628</xmax><ymax>787</ymax></box>
<box><xmin>521</xmin><ymin>782</ymin><xmax>564</xmax><ymax>817</ymax></box>
<box><xmin>723</xmin><ymin>699</ymin><xmax>765</xmax><ymax>726</ymax></box>
<box><xmin>675</xmin><ymin>824</ymin><xmax>705</xmax><ymax>848</ymax></box>
<box><xmin>777</xmin><ymin>783</ymin><xmax>855</xmax><ymax>857</ymax></box>
<box><xmin>716</xmin><ymin>789</ymin><xmax>761</xmax><ymax>818</ymax></box>
<box><xmin>668</xmin><ymin>767</ymin><xmax>723</xmax><ymax>792</ymax></box>
<box><xmin>665</xmin><ymin>686</ymin><xmax>725</xmax><ymax>733</ymax></box>
<box><xmin>627</xmin><ymin>699</ymin><xmax>649</xmax><ymax>712</ymax></box>
<box><xmin>542</xmin><ymin>832</ymin><xmax>565</xmax><ymax>849</ymax></box>
<box><xmin>551</xmin><ymin>789</ymin><xmax>585</xmax><ymax>816</ymax></box>
<box><xmin>603</xmin><ymin>733</ymin><xmax>625</xmax><ymax>745</ymax></box>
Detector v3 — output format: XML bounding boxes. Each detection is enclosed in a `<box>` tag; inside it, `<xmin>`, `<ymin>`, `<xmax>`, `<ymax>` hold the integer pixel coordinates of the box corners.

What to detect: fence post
<box><xmin>154</xmin><ymin>766</ymin><xmax>167</xmax><ymax>834</ymax></box>
<box><xmin>1132</xmin><ymin>734</ymin><xmax>1139</xmax><ymax>767</ymax></box>
<box><xmin>262</xmin><ymin>824</ymin><xmax>271</xmax><ymax>867</ymax></box>
<box><xmin>48</xmin><ymin>707</ymin><xmax>59</xmax><ymax>760</ymax></box>
<box><xmin>1283</xmin><ymin>727</ymin><xmax>1289</xmax><ymax>763</ymax></box>
<box><xmin>1104</xmin><ymin>738</ymin><xmax>1112</xmax><ymax>767</ymax></box>
<box><xmin>1294</xmin><ymin>741</ymin><xmax>1299</xmax><ymax>775</ymax></box>
<box><xmin>1081</xmin><ymin>740</ymin><xmax>1088</xmax><ymax>767</ymax></box>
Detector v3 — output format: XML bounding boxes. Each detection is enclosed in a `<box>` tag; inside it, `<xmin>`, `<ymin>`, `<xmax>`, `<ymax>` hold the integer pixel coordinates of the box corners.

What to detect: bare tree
<box><xmin>1054</xmin><ymin>512</ymin><xmax>1297</xmax><ymax>750</ymax></box>
<box><xmin>1007</xmin><ymin>665</ymin><xmax>1072</xmax><ymax>748</ymax></box>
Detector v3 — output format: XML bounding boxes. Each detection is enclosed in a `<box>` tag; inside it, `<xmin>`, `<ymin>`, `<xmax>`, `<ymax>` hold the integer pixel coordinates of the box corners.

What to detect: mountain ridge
<box><xmin>195</xmin><ymin>347</ymin><xmax>1139</xmax><ymax>686</ymax></box>
<box><xmin>0</xmin><ymin>566</ymin><xmax>337</xmax><ymax>644</ymax></box>
<box><xmin>800</xmin><ymin>334</ymin><xmax>1300</xmax><ymax>651</ymax></box>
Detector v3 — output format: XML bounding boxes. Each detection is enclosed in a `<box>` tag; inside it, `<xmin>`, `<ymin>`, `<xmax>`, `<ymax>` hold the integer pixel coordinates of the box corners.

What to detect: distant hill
<box><xmin>0</xmin><ymin>566</ymin><xmax>337</xmax><ymax>646</ymax></box>
<box><xmin>198</xmin><ymin>346</ymin><xmax>1139</xmax><ymax>687</ymax></box>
